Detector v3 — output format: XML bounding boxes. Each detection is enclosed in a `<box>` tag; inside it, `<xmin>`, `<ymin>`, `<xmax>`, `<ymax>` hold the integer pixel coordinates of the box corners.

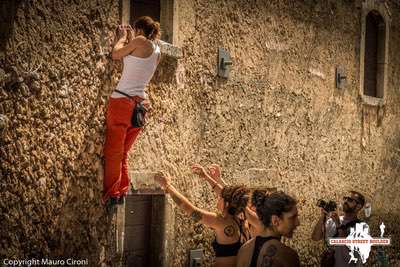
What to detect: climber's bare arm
<box><xmin>155</xmin><ymin>172</ymin><xmax>224</xmax><ymax>229</ymax></box>
<box><xmin>192</xmin><ymin>163</ymin><xmax>223</xmax><ymax>195</ymax></box>
<box><xmin>112</xmin><ymin>25</ymin><xmax>142</xmax><ymax>60</ymax></box>
<box><xmin>207</xmin><ymin>164</ymin><xmax>227</xmax><ymax>186</ymax></box>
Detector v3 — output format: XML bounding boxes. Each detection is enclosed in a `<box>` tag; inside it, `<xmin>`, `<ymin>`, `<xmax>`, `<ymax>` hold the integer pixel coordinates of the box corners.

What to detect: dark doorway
<box><xmin>123</xmin><ymin>194</ymin><xmax>165</xmax><ymax>267</ymax></box>
<box><xmin>0</xmin><ymin>0</ymin><xmax>22</xmax><ymax>52</ymax></box>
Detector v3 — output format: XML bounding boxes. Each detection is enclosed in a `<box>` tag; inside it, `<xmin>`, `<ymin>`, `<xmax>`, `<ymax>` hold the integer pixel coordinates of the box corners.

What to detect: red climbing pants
<box><xmin>102</xmin><ymin>96</ymin><xmax>142</xmax><ymax>204</ymax></box>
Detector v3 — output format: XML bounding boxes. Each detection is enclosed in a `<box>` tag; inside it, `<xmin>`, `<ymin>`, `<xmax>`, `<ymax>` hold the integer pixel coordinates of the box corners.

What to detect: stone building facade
<box><xmin>0</xmin><ymin>0</ymin><xmax>399</xmax><ymax>266</ymax></box>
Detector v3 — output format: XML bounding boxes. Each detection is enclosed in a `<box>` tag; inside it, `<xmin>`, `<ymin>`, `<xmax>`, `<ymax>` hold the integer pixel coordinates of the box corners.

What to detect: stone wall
<box><xmin>1</xmin><ymin>0</ymin><xmax>399</xmax><ymax>266</ymax></box>
<box><xmin>0</xmin><ymin>0</ymin><xmax>121</xmax><ymax>265</ymax></box>
<box><xmin>132</xmin><ymin>0</ymin><xmax>400</xmax><ymax>266</ymax></box>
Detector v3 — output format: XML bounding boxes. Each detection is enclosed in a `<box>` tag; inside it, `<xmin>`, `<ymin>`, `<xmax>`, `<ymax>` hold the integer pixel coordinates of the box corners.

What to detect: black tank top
<box><xmin>212</xmin><ymin>219</ymin><xmax>247</xmax><ymax>257</ymax></box>
<box><xmin>249</xmin><ymin>236</ymin><xmax>281</xmax><ymax>267</ymax></box>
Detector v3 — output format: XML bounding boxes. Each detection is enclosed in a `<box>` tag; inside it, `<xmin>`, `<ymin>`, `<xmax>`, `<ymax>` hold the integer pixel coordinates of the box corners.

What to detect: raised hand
<box><xmin>116</xmin><ymin>25</ymin><xmax>128</xmax><ymax>40</ymax></box>
<box><xmin>207</xmin><ymin>164</ymin><xmax>221</xmax><ymax>179</ymax></box>
<box><xmin>125</xmin><ymin>25</ymin><xmax>135</xmax><ymax>41</ymax></box>
<box><xmin>191</xmin><ymin>163</ymin><xmax>208</xmax><ymax>177</ymax></box>
<box><xmin>154</xmin><ymin>171</ymin><xmax>170</xmax><ymax>188</ymax></box>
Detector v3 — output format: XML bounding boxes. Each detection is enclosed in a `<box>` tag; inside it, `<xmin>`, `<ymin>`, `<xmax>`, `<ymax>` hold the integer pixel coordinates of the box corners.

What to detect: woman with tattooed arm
<box><xmin>155</xmin><ymin>171</ymin><xmax>250</xmax><ymax>267</ymax></box>
<box><xmin>192</xmin><ymin>163</ymin><xmax>264</xmax><ymax>238</ymax></box>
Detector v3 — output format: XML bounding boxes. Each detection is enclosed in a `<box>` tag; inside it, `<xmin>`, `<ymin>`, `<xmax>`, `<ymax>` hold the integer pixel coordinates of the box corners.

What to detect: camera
<box><xmin>317</xmin><ymin>199</ymin><xmax>337</xmax><ymax>213</ymax></box>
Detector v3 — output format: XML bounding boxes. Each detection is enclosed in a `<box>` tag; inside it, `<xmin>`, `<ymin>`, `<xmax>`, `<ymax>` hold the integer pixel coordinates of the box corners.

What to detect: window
<box><xmin>359</xmin><ymin>1</ymin><xmax>391</xmax><ymax>105</ymax></box>
<box><xmin>363</xmin><ymin>11</ymin><xmax>385</xmax><ymax>98</ymax></box>
<box><xmin>130</xmin><ymin>0</ymin><xmax>160</xmax><ymax>24</ymax></box>
<box><xmin>121</xmin><ymin>0</ymin><xmax>175</xmax><ymax>44</ymax></box>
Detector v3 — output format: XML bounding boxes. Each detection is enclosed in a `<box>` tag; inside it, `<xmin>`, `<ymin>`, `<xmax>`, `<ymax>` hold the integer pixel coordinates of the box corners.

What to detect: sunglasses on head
<box><xmin>343</xmin><ymin>196</ymin><xmax>360</xmax><ymax>204</ymax></box>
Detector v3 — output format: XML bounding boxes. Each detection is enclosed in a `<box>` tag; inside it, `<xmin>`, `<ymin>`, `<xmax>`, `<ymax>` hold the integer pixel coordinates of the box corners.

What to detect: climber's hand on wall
<box><xmin>116</xmin><ymin>25</ymin><xmax>128</xmax><ymax>40</ymax></box>
<box><xmin>126</xmin><ymin>25</ymin><xmax>134</xmax><ymax>42</ymax></box>
<box><xmin>154</xmin><ymin>171</ymin><xmax>170</xmax><ymax>188</ymax></box>
<box><xmin>191</xmin><ymin>163</ymin><xmax>208</xmax><ymax>177</ymax></box>
<box><xmin>207</xmin><ymin>164</ymin><xmax>221</xmax><ymax>179</ymax></box>
<box><xmin>127</xmin><ymin>29</ymin><xmax>133</xmax><ymax>42</ymax></box>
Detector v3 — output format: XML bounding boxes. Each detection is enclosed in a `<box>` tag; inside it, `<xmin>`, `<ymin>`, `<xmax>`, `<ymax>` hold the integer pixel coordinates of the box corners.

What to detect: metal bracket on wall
<box><xmin>190</xmin><ymin>249</ymin><xmax>203</xmax><ymax>267</ymax></box>
<box><xmin>336</xmin><ymin>65</ymin><xmax>347</xmax><ymax>89</ymax></box>
<box><xmin>217</xmin><ymin>48</ymin><xmax>232</xmax><ymax>78</ymax></box>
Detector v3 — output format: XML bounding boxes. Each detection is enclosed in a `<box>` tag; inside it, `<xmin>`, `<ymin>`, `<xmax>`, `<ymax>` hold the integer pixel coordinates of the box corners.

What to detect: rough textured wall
<box><xmin>0</xmin><ymin>0</ymin><xmax>121</xmax><ymax>265</ymax></box>
<box><xmin>0</xmin><ymin>0</ymin><xmax>203</xmax><ymax>266</ymax></box>
<box><xmin>1</xmin><ymin>0</ymin><xmax>400</xmax><ymax>267</ymax></box>
<box><xmin>129</xmin><ymin>0</ymin><xmax>400</xmax><ymax>266</ymax></box>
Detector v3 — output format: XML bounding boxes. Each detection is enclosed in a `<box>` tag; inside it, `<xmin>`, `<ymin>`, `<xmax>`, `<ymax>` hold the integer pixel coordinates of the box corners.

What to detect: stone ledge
<box><xmin>156</xmin><ymin>40</ymin><xmax>183</xmax><ymax>59</ymax></box>
<box><xmin>361</xmin><ymin>95</ymin><xmax>385</xmax><ymax>107</ymax></box>
<box><xmin>130</xmin><ymin>188</ymin><xmax>165</xmax><ymax>195</ymax></box>
<box><xmin>129</xmin><ymin>171</ymin><xmax>164</xmax><ymax>194</ymax></box>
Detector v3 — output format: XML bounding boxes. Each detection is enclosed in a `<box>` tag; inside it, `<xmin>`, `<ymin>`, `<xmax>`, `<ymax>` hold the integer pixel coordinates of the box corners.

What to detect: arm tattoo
<box><xmin>191</xmin><ymin>210</ymin><xmax>202</xmax><ymax>223</ymax></box>
<box><xmin>224</xmin><ymin>225</ymin><xmax>235</xmax><ymax>237</ymax></box>
<box><xmin>171</xmin><ymin>194</ymin><xmax>182</xmax><ymax>206</ymax></box>
<box><xmin>261</xmin><ymin>245</ymin><xmax>278</xmax><ymax>267</ymax></box>
<box><xmin>265</xmin><ymin>245</ymin><xmax>277</xmax><ymax>257</ymax></box>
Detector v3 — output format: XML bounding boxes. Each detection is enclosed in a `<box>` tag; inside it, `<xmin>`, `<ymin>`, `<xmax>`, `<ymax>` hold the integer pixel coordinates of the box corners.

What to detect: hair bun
<box><xmin>255</xmin><ymin>191</ymin><xmax>297</xmax><ymax>229</ymax></box>
<box><xmin>253</xmin><ymin>190</ymin><xmax>268</xmax><ymax>209</ymax></box>
<box><xmin>133</xmin><ymin>16</ymin><xmax>161</xmax><ymax>40</ymax></box>
<box><xmin>221</xmin><ymin>185</ymin><xmax>250</xmax><ymax>216</ymax></box>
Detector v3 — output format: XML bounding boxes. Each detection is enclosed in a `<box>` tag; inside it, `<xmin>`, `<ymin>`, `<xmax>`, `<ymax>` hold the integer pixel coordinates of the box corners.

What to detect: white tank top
<box><xmin>112</xmin><ymin>42</ymin><xmax>160</xmax><ymax>99</ymax></box>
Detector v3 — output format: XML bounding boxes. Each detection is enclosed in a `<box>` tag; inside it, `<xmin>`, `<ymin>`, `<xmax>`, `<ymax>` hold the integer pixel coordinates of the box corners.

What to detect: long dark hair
<box><xmin>221</xmin><ymin>185</ymin><xmax>250</xmax><ymax>216</ymax></box>
<box><xmin>255</xmin><ymin>191</ymin><xmax>297</xmax><ymax>227</ymax></box>
<box><xmin>133</xmin><ymin>16</ymin><xmax>161</xmax><ymax>40</ymax></box>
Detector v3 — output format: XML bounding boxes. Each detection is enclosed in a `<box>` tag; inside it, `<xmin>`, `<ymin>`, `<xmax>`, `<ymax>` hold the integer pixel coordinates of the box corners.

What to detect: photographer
<box><xmin>311</xmin><ymin>191</ymin><xmax>366</xmax><ymax>267</ymax></box>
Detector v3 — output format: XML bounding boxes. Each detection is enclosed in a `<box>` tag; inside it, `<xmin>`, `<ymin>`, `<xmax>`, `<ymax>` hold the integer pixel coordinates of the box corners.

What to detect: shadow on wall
<box><xmin>0</xmin><ymin>0</ymin><xmax>21</xmax><ymax>52</ymax></box>
<box><xmin>152</xmin><ymin>54</ymin><xmax>178</xmax><ymax>84</ymax></box>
